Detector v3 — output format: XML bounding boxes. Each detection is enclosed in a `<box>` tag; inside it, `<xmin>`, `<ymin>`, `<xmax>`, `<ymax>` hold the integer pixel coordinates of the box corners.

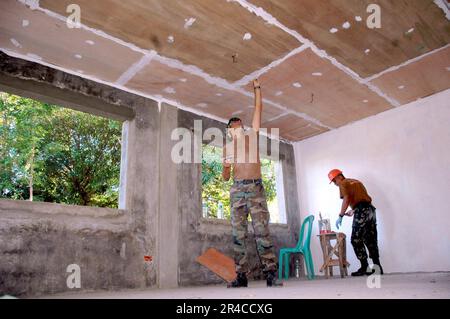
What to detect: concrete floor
<box><xmin>38</xmin><ymin>272</ymin><xmax>450</xmax><ymax>299</ymax></box>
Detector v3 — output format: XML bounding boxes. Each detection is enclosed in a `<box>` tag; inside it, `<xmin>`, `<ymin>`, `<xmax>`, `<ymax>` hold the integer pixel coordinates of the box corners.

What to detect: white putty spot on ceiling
<box><xmin>446</xmin><ymin>66</ymin><xmax>450</xmax><ymax>71</ymax></box>
<box><xmin>85</xmin><ymin>40</ymin><xmax>95</xmax><ymax>45</ymax></box>
<box><xmin>398</xmin><ymin>85</ymin><xmax>405</xmax><ymax>90</ymax></box>
<box><xmin>232</xmin><ymin>110</ymin><xmax>244</xmax><ymax>116</ymax></box>
<box><xmin>275</xmin><ymin>91</ymin><xmax>283</xmax><ymax>96</ymax></box>
<box><xmin>22</xmin><ymin>20</ymin><xmax>30</xmax><ymax>27</ymax></box>
<box><xmin>365</xmin><ymin>49</ymin><xmax>371</xmax><ymax>55</ymax></box>
<box><xmin>406</xmin><ymin>28</ymin><xmax>415</xmax><ymax>34</ymax></box>
<box><xmin>243</xmin><ymin>33</ymin><xmax>252</xmax><ymax>41</ymax></box>
<box><xmin>76</xmin><ymin>70</ymin><xmax>84</xmax><ymax>74</ymax></box>
<box><xmin>355</xmin><ymin>16</ymin><xmax>362</xmax><ymax>22</ymax></box>
<box><xmin>26</xmin><ymin>53</ymin><xmax>42</xmax><ymax>60</ymax></box>
<box><xmin>292</xmin><ymin>82</ymin><xmax>302</xmax><ymax>88</ymax></box>
<box><xmin>329</xmin><ymin>28</ymin><xmax>338</xmax><ymax>33</ymax></box>
<box><xmin>74</xmin><ymin>54</ymin><xmax>83</xmax><ymax>59</ymax></box>
<box><xmin>179</xmin><ymin>78</ymin><xmax>187</xmax><ymax>82</ymax></box>
<box><xmin>363</xmin><ymin>99</ymin><xmax>369</xmax><ymax>103</ymax></box>
<box><xmin>163</xmin><ymin>87</ymin><xmax>176</xmax><ymax>94</ymax></box>
<box><xmin>312</xmin><ymin>72</ymin><xmax>323</xmax><ymax>76</ymax></box>
<box><xmin>342</xmin><ymin>21</ymin><xmax>351</xmax><ymax>29</ymax></box>
<box><xmin>19</xmin><ymin>0</ymin><xmax>39</xmax><ymax>10</ymax></box>
<box><xmin>10</xmin><ymin>38</ymin><xmax>22</xmax><ymax>48</ymax></box>
<box><xmin>184</xmin><ymin>17</ymin><xmax>196</xmax><ymax>29</ymax></box>
<box><xmin>167</xmin><ymin>35</ymin><xmax>174</xmax><ymax>43</ymax></box>
<box><xmin>216</xmin><ymin>93</ymin><xmax>223</xmax><ymax>96</ymax></box>
<box><xmin>197</xmin><ymin>103</ymin><xmax>208</xmax><ymax>108</ymax></box>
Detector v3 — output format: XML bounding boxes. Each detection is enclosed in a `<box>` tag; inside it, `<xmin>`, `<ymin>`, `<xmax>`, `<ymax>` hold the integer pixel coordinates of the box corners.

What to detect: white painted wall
<box><xmin>294</xmin><ymin>89</ymin><xmax>450</xmax><ymax>274</ymax></box>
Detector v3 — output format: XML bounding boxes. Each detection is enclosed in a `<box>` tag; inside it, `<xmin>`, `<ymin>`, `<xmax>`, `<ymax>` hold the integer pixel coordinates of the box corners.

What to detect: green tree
<box><xmin>0</xmin><ymin>92</ymin><xmax>121</xmax><ymax>208</ymax></box>
<box><xmin>37</xmin><ymin>108</ymin><xmax>122</xmax><ymax>207</ymax></box>
<box><xmin>0</xmin><ymin>93</ymin><xmax>54</xmax><ymax>200</ymax></box>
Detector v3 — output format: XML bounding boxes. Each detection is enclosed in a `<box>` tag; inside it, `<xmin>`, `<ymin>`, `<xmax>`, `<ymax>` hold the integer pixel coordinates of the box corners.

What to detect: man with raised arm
<box><xmin>222</xmin><ymin>79</ymin><xmax>282</xmax><ymax>288</ymax></box>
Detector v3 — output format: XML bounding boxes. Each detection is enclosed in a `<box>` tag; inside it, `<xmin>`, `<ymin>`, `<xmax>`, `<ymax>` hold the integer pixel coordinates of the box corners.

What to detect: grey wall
<box><xmin>0</xmin><ymin>53</ymin><xmax>163</xmax><ymax>296</ymax></box>
<box><xmin>0</xmin><ymin>200</ymin><xmax>145</xmax><ymax>296</ymax></box>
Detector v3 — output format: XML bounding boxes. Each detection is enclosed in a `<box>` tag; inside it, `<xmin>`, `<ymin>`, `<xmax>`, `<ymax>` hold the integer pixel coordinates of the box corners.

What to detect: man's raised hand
<box><xmin>253</xmin><ymin>79</ymin><xmax>261</xmax><ymax>89</ymax></box>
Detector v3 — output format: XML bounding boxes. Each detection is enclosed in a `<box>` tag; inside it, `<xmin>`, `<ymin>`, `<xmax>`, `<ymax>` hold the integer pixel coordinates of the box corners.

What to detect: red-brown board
<box><xmin>196</xmin><ymin>248</ymin><xmax>236</xmax><ymax>283</ymax></box>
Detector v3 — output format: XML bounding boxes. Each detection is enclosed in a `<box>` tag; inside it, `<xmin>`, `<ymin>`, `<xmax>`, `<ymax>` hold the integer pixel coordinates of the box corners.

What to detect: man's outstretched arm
<box><xmin>252</xmin><ymin>79</ymin><xmax>262</xmax><ymax>132</ymax></box>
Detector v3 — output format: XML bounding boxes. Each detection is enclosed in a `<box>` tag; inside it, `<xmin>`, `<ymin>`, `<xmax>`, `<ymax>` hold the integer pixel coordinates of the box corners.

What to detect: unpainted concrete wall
<box><xmin>0</xmin><ymin>53</ymin><xmax>161</xmax><ymax>296</ymax></box>
<box><xmin>0</xmin><ymin>200</ymin><xmax>146</xmax><ymax>296</ymax></box>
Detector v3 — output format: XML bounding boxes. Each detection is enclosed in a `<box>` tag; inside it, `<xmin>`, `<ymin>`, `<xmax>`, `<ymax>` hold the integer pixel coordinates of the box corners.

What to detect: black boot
<box><xmin>227</xmin><ymin>272</ymin><xmax>248</xmax><ymax>288</ymax></box>
<box><xmin>266</xmin><ymin>270</ymin><xmax>283</xmax><ymax>287</ymax></box>
<box><xmin>351</xmin><ymin>260</ymin><xmax>372</xmax><ymax>276</ymax></box>
<box><xmin>371</xmin><ymin>259</ymin><xmax>384</xmax><ymax>275</ymax></box>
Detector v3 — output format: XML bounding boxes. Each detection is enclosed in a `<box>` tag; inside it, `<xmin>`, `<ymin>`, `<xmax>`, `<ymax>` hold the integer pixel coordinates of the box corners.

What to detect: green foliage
<box><xmin>201</xmin><ymin>144</ymin><xmax>277</xmax><ymax>220</ymax></box>
<box><xmin>0</xmin><ymin>92</ymin><xmax>121</xmax><ymax>208</ymax></box>
<box><xmin>201</xmin><ymin>144</ymin><xmax>232</xmax><ymax>219</ymax></box>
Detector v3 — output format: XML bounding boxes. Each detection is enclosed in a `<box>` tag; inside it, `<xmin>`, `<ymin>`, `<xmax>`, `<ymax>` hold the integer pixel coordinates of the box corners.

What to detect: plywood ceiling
<box><xmin>250</xmin><ymin>0</ymin><xmax>450</xmax><ymax>77</ymax></box>
<box><xmin>126</xmin><ymin>58</ymin><xmax>285</xmax><ymax>123</ymax></box>
<box><xmin>0</xmin><ymin>0</ymin><xmax>143</xmax><ymax>83</ymax></box>
<box><xmin>248</xmin><ymin>48</ymin><xmax>392</xmax><ymax>128</ymax></box>
<box><xmin>370</xmin><ymin>46</ymin><xmax>450</xmax><ymax>104</ymax></box>
<box><xmin>0</xmin><ymin>0</ymin><xmax>449</xmax><ymax>142</ymax></box>
<box><xmin>40</xmin><ymin>0</ymin><xmax>300</xmax><ymax>82</ymax></box>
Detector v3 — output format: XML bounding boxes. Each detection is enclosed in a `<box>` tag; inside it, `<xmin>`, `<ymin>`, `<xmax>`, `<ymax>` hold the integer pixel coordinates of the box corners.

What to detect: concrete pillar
<box><xmin>157</xmin><ymin>103</ymin><xmax>179</xmax><ymax>288</ymax></box>
<box><xmin>123</xmin><ymin>99</ymin><xmax>160</xmax><ymax>287</ymax></box>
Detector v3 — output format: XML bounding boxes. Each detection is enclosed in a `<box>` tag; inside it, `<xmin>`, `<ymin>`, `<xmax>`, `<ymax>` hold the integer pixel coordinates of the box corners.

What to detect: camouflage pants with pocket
<box><xmin>351</xmin><ymin>203</ymin><xmax>380</xmax><ymax>262</ymax></box>
<box><xmin>230</xmin><ymin>179</ymin><xmax>278</xmax><ymax>274</ymax></box>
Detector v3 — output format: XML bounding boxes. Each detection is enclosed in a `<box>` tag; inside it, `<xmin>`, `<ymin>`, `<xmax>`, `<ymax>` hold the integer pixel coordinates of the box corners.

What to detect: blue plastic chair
<box><xmin>278</xmin><ymin>215</ymin><xmax>315</xmax><ymax>280</ymax></box>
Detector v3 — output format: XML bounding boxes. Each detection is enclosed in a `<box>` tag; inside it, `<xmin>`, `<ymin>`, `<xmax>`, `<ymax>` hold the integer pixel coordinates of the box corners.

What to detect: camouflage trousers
<box><xmin>230</xmin><ymin>179</ymin><xmax>278</xmax><ymax>274</ymax></box>
<box><xmin>351</xmin><ymin>203</ymin><xmax>380</xmax><ymax>262</ymax></box>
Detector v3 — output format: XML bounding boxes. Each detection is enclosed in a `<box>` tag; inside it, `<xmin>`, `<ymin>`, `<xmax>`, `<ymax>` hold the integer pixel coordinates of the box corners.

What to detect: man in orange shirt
<box><xmin>328</xmin><ymin>169</ymin><xmax>383</xmax><ymax>276</ymax></box>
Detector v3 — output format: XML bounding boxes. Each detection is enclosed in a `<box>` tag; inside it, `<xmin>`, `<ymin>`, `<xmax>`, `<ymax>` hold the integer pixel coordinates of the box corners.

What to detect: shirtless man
<box><xmin>222</xmin><ymin>79</ymin><xmax>282</xmax><ymax>288</ymax></box>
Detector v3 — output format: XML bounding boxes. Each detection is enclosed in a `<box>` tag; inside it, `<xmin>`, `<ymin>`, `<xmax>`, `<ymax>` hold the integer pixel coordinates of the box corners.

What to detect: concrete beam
<box><xmin>0</xmin><ymin>52</ymin><xmax>134</xmax><ymax>121</ymax></box>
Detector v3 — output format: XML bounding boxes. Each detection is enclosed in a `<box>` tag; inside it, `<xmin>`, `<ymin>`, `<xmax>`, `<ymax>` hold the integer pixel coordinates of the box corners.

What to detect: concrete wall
<box><xmin>294</xmin><ymin>89</ymin><xmax>450</xmax><ymax>274</ymax></box>
<box><xmin>176</xmin><ymin>110</ymin><xmax>302</xmax><ymax>286</ymax></box>
<box><xmin>0</xmin><ymin>53</ymin><xmax>163</xmax><ymax>295</ymax></box>
<box><xmin>0</xmin><ymin>200</ymin><xmax>145</xmax><ymax>296</ymax></box>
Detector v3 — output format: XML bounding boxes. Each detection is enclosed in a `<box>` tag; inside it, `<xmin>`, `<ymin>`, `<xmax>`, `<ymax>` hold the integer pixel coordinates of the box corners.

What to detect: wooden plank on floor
<box><xmin>196</xmin><ymin>248</ymin><xmax>236</xmax><ymax>283</ymax></box>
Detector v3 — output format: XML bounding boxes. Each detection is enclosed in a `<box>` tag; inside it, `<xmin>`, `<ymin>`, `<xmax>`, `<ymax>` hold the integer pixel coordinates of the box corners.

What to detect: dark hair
<box><xmin>227</xmin><ymin>117</ymin><xmax>241</xmax><ymax>128</ymax></box>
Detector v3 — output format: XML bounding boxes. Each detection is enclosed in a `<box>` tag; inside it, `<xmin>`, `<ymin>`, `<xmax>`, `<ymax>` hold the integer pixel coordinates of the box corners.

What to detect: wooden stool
<box><xmin>318</xmin><ymin>232</ymin><xmax>350</xmax><ymax>278</ymax></box>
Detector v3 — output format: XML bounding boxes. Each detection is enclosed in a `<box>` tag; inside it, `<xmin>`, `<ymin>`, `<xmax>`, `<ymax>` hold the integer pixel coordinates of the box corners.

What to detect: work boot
<box><xmin>265</xmin><ymin>270</ymin><xmax>283</xmax><ymax>287</ymax></box>
<box><xmin>227</xmin><ymin>272</ymin><xmax>248</xmax><ymax>288</ymax></box>
<box><xmin>371</xmin><ymin>259</ymin><xmax>384</xmax><ymax>275</ymax></box>
<box><xmin>351</xmin><ymin>260</ymin><xmax>372</xmax><ymax>276</ymax></box>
